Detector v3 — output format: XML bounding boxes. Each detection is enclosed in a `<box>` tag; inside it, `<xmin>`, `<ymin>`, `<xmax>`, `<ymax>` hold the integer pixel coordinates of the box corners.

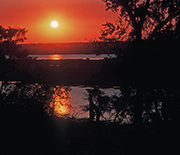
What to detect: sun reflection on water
<box><xmin>50</xmin><ymin>87</ymin><xmax>71</xmax><ymax>116</ymax></box>
<box><xmin>49</xmin><ymin>54</ymin><xmax>62</xmax><ymax>60</ymax></box>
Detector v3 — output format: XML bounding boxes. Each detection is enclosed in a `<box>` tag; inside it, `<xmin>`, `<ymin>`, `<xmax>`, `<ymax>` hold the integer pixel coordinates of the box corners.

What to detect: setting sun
<box><xmin>51</xmin><ymin>21</ymin><xmax>58</xmax><ymax>28</ymax></box>
<box><xmin>0</xmin><ymin>0</ymin><xmax>118</xmax><ymax>43</ymax></box>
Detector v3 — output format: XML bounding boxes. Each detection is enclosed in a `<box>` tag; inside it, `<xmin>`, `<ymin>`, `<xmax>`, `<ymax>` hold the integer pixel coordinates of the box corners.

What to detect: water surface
<box><xmin>0</xmin><ymin>82</ymin><xmax>120</xmax><ymax>119</ymax></box>
<box><xmin>30</xmin><ymin>54</ymin><xmax>116</xmax><ymax>60</ymax></box>
<box><xmin>70</xmin><ymin>86</ymin><xmax>120</xmax><ymax>118</ymax></box>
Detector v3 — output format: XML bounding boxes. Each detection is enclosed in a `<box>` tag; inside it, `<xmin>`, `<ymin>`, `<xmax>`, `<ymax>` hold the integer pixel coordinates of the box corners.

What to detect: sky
<box><xmin>0</xmin><ymin>0</ymin><xmax>118</xmax><ymax>43</ymax></box>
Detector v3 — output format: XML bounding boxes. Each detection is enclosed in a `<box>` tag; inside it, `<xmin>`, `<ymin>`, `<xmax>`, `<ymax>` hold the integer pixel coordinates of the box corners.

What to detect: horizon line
<box><xmin>20</xmin><ymin>41</ymin><xmax>91</xmax><ymax>44</ymax></box>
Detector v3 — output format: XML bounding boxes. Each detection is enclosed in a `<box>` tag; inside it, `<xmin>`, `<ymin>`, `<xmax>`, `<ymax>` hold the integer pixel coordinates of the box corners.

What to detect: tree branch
<box><xmin>149</xmin><ymin>14</ymin><xmax>175</xmax><ymax>40</ymax></box>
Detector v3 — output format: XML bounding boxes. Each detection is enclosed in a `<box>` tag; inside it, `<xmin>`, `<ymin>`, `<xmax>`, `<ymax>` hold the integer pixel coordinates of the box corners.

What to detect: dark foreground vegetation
<box><xmin>2</xmin><ymin>110</ymin><xmax>180</xmax><ymax>155</ymax></box>
<box><xmin>0</xmin><ymin>82</ymin><xmax>179</xmax><ymax>155</ymax></box>
<box><xmin>1</xmin><ymin>0</ymin><xmax>180</xmax><ymax>154</ymax></box>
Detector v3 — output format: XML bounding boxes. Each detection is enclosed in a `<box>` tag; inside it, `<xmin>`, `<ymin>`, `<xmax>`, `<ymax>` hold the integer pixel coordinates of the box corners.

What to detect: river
<box><xmin>70</xmin><ymin>86</ymin><xmax>120</xmax><ymax>118</ymax></box>
<box><xmin>29</xmin><ymin>54</ymin><xmax>116</xmax><ymax>60</ymax></box>
<box><xmin>0</xmin><ymin>82</ymin><xmax>120</xmax><ymax>119</ymax></box>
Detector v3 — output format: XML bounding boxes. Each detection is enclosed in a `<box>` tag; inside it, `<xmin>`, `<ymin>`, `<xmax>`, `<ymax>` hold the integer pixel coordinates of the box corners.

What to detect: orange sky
<box><xmin>0</xmin><ymin>0</ymin><xmax>118</xmax><ymax>43</ymax></box>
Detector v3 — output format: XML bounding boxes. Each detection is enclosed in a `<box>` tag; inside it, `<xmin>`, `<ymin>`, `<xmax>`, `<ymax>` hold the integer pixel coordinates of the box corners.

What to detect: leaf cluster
<box><xmin>100</xmin><ymin>0</ymin><xmax>180</xmax><ymax>42</ymax></box>
<box><xmin>0</xmin><ymin>25</ymin><xmax>28</xmax><ymax>60</ymax></box>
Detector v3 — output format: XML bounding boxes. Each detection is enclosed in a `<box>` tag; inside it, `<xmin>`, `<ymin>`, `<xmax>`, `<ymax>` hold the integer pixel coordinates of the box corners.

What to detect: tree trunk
<box><xmin>95</xmin><ymin>106</ymin><xmax>100</xmax><ymax>122</ymax></box>
<box><xmin>89</xmin><ymin>94</ymin><xmax>95</xmax><ymax>121</ymax></box>
<box><xmin>133</xmin><ymin>91</ymin><xmax>143</xmax><ymax>125</ymax></box>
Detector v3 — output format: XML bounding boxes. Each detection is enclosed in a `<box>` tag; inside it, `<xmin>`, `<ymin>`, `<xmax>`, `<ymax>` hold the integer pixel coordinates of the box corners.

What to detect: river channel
<box><xmin>30</xmin><ymin>54</ymin><xmax>116</xmax><ymax>60</ymax></box>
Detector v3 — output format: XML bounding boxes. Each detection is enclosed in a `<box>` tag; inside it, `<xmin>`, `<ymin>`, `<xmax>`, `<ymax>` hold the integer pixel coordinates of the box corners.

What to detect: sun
<box><xmin>51</xmin><ymin>21</ymin><xmax>58</xmax><ymax>28</ymax></box>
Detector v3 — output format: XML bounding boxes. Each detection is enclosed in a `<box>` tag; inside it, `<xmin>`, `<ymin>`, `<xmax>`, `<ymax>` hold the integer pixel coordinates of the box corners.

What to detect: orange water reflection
<box><xmin>50</xmin><ymin>87</ymin><xmax>71</xmax><ymax>116</ymax></box>
<box><xmin>49</xmin><ymin>54</ymin><xmax>62</xmax><ymax>60</ymax></box>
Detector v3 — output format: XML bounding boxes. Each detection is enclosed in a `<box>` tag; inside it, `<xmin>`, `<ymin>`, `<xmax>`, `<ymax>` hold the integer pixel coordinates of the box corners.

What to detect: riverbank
<box><xmin>21</xmin><ymin>42</ymin><xmax>118</xmax><ymax>55</ymax></box>
<box><xmin>1</xmin><ymin>59</ymin><xmax>119</xmax><ymax>87</ymax></box>
<box><xmin>21</xmin><ymin>42</ymin><xmax>95</xmax><ymax>54</ymax></box>
<box><xmin>34</xmin><ymin>59</ymin><xmax>105</xmax><ymax>86</ymax></box>
<box><xmin>1</xmin><ymin>58</ymin><xmax>179</xmax><ymax>155</ymax></box>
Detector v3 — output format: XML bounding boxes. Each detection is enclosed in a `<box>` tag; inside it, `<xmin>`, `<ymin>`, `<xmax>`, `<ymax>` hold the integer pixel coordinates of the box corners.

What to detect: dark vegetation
<box><xmin>95</xmin><ymin>0</ymin><xmax>180</xmax><ymax>125</ymax></box>
<box><xmin>1</xmin><ymin>0</ymin><xmax>180</xmax><ymax>154</ymax></box>
<box><xmin>0</xmin><ymin>58</ymin><xmax>106</xmax><ymax>86</ymax></box>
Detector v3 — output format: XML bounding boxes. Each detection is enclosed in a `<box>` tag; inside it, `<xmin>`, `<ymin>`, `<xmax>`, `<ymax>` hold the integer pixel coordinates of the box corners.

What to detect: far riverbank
<box><xmin>1</xmin><ymin>59</ymin><xmax>120</xmax><ymax>88</ymax></box>
<box><xmin>21</xmin><ymin>42</ymin><xmax>118</xmax><ymax>55</ymax></box>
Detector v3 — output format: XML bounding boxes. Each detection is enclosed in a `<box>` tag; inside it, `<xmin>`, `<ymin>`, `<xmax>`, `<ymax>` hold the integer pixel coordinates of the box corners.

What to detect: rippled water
<box><xmin>70</xmin><ymin>86</ymin><xmax>120</xmax><ymax>118</ymax></box>
<box><xmin>0</xmin><ymin>82</ymin><xmax>120</xmax><ymax>119</ymax></box>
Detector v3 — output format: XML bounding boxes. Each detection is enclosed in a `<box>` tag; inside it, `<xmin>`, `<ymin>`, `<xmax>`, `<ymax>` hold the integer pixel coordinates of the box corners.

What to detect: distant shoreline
<box><xmin>1</xmin><ymin>59</ymin><xmax>119</xmax><ymax>88</ymax></box>
<box><xmin>21</xmin><ymin>42</ymin><xmax>94</xmax><ymax>55</ymax></box>
<box><xmin>27</xmin><ymin>52</ymin><xmax>98</xmax><ymax>55</ymax></box>
<box><xmin>21</xmin><ymin>42</ymin><xmax>117</xmax><ymax>55</ymax></box>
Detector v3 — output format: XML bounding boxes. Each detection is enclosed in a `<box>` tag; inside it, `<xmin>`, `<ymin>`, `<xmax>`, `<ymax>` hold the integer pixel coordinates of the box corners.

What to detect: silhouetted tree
<box><xmin>0</xmin><ymin>83</ymin><xmax>72</xmax><ymax>154</ymax></box>
<box><xmin>0</xmin><ymin>25</ymin><xmax>28</xmax><ymax>91</ymax></box>
<box><xmin>82</xmin><ymin>87</ymin><xmax>110</xmax><ymax>121</ymax></box>
<box><xmin>100</xmin><ymin>0</ymin><xmax>180</xmax><ymax>42</ymax></box>
<box><xmin>110</xmin><ymin>87</ymin><xmax>134</xmax><ymax>123</ymax></box>
<box><xmin>95</xmin><ymin>0</ymin><xmax>180</xmax><ymax>124</ymax></box>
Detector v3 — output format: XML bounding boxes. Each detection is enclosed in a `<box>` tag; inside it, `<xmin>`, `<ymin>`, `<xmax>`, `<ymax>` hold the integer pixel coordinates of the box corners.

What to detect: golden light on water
<box><xmin>49</xmin><ymin>54</ymin><xmax>62</xmax><ymax>60</ymax></box>
<box><xmin>50</xmin><ymin>87</ymin><xmax>70</xmax><ymax>116</ymax></box>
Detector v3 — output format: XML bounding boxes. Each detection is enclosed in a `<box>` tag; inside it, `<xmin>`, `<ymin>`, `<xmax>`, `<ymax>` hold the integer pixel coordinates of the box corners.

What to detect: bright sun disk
<box><xmin>51</xmin><ymin>21</ymin><xmax>58</xmax><ymax>28</ymax></box>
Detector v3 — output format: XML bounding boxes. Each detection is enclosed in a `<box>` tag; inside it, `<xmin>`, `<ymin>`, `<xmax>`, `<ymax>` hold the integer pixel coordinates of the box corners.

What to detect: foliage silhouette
<box><xmin>81</xmin><ymin>87</ymin><xmax>111</xmax><ymax>121</ymax></box>
<box><xmin>100</xmin><ymin>0</ymin><xmax>180</xmax><ymax>42</ymax></box>
<box><xmin>0</xmin><ymin>25</ymin><xmax>30</xmax><ymax>89</ymax></box>
<box><xmin>92</xmin><ymin>0</ymin><xmax>180</xmax><ymax>124</ymax></box>
<box><xmin>0</xmin><ymin>83</ymin><xmax>73</xmax><ymax>154</ymax></box>
<box><xmin>110</xmin><ymin>87</ymin><xmax>134</xmax><ymax>123</ymax></box>
<box><xmin>1</xmin><ymin>1</ymin><xmax>180</xmax><ymax>152</ymax></box>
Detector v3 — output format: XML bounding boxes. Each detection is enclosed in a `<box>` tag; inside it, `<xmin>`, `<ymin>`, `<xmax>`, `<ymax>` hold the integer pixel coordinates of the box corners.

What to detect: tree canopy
<box><xmin>91</xmin><ymin>0</ymin><xmax>180</xmax><ymax>124</ymax></box>
<box><xmin>96</xmin><ymin>0</ymin><xmax>180</xmax><ymax>90</ymax></box>
<box><xmin>0</xmin><ymin>26</ymin><xmax>29</xmax><ymax>90</ymax></box>
<box><xmin>100</xmin><ymin>0</ymin><xmax>180</xmax><ymax>42</ymax></box>
<box><xmin>0</xmin><ymin>26</ymin><xmax>28</xmax><ymax>60</ymax></box>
